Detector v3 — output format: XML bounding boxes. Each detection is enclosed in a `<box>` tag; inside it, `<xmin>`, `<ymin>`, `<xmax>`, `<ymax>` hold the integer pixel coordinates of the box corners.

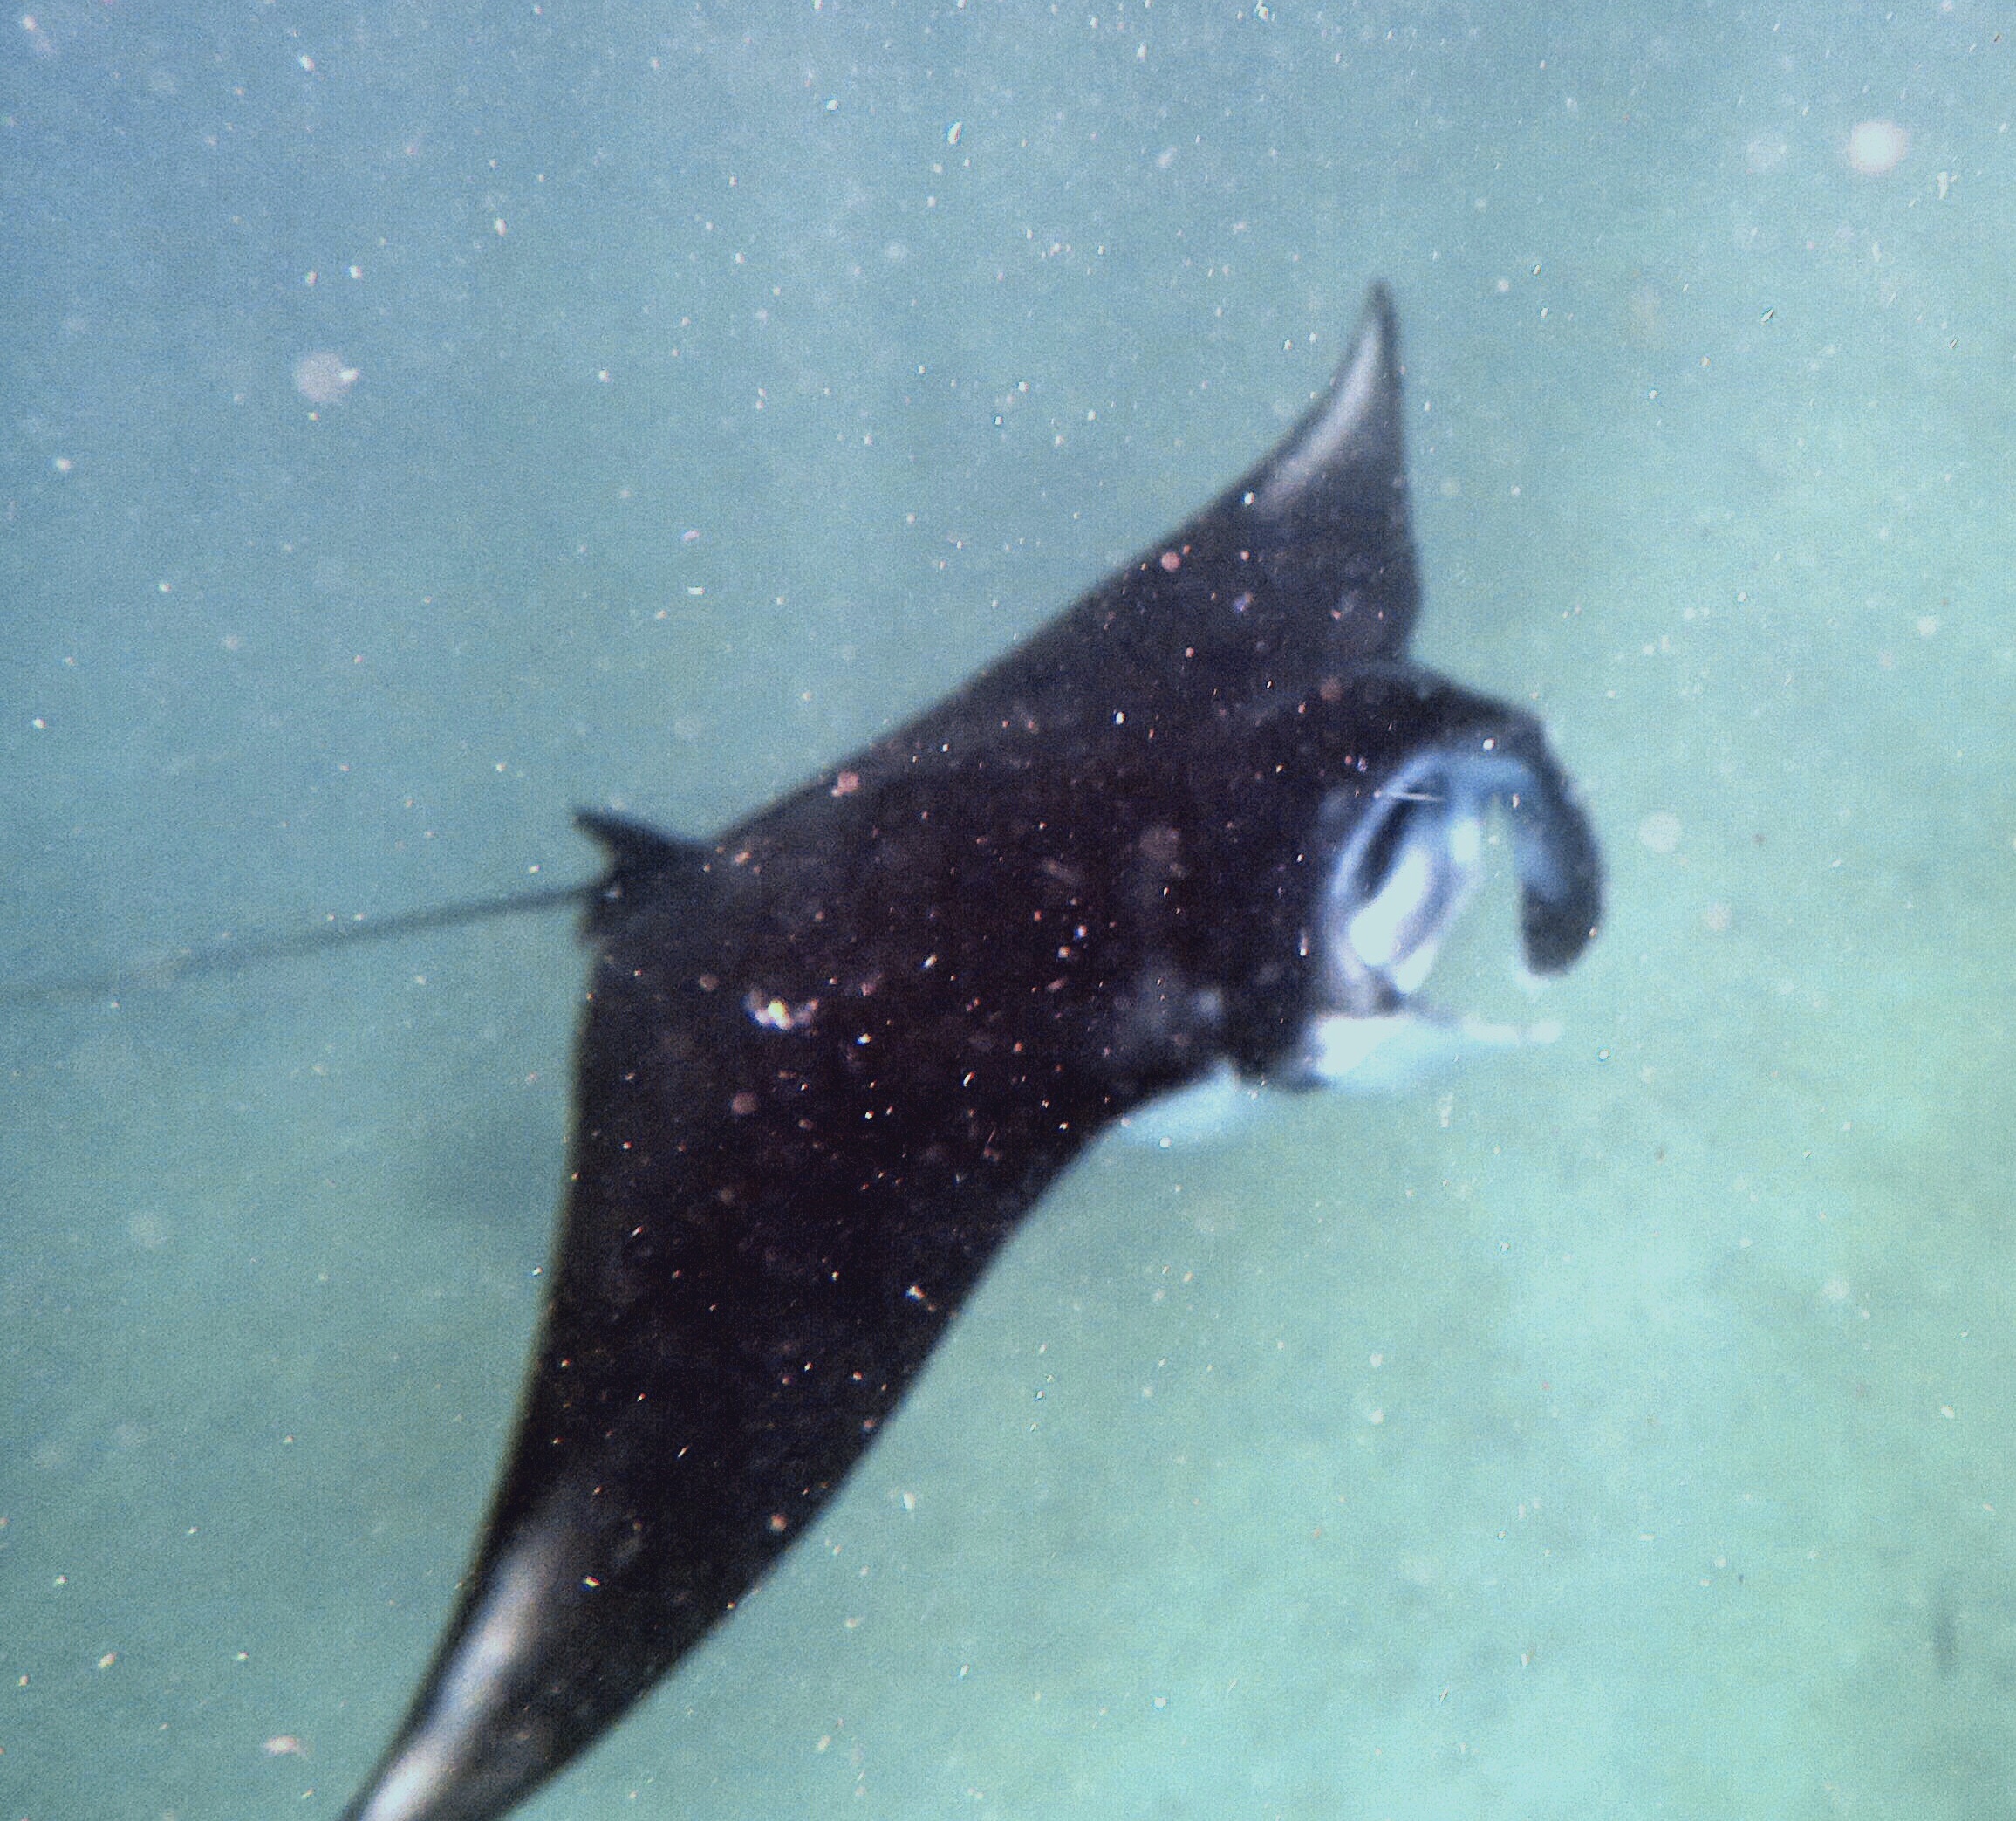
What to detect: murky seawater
<box><xmin>4</xmin><ymin>5</ymin><xmax>2013</xmax><ymax>1817</ymax></box>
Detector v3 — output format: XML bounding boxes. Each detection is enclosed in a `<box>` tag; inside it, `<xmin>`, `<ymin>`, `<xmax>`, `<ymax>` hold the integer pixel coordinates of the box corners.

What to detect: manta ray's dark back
<box><xmin>339</xmin><ymin>285</ymin><xmax>1601</xmax><ymax>1821</ymax></box>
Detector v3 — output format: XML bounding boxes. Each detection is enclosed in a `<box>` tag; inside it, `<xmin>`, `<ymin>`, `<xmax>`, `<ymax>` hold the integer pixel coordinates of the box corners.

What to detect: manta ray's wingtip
<box><xmin>1253</xmin><ymin>278</ymin><xmax>1404</xmax><ymax>518</ymax></box>
<box><xmin>1359</xmin><ymin>277</ymin><xmax>1399</xmax><ymax>351</ymax></box>
<box><xmin>1176</xmin><ymin>276</ymin><xmax>1417</xmax><ymax>665</ymax></box>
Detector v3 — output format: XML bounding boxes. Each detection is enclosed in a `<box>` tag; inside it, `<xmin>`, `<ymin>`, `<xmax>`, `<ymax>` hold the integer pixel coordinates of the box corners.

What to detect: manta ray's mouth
<box><xmin>1301</xmin><ymin>739</ymin><xmax>1596</xmax><ymax>1086</ymax></box>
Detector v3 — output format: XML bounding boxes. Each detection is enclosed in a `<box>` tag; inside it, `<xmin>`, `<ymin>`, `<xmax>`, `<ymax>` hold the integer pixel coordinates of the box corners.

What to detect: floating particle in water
<box><xmin>1845</xmin><ymin>120</ymin><xmax>1909</xmax><ymax>175</ymax></box>
<box><xmin>293</xmin><ymin>350</ymin><xmax>359</xmax><ymax>406</ymax></box>
<box><xmin>1638</xmin><ymin>811</ymin><xmax>1683</xmax><ymax>855</ymax></box>
<box><xmin>1744</xmin><ymin>134</ymin><xmax>1789</xmax><ymax>175</ymax></box>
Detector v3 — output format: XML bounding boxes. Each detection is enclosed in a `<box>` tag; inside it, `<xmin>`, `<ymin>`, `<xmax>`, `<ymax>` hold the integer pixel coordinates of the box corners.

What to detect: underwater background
<box><xmin>3</xmin><ymin>2</ymin><xmax>2013</xmax><ymax>1816</ymax></box>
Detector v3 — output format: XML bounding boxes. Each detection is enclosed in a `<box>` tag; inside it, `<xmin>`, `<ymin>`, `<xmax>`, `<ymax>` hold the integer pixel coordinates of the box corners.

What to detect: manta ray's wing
<box><xmin>339</xmin><ymin>286</ymin><xmax>1599</xmax><ymax>1821</ymax></box>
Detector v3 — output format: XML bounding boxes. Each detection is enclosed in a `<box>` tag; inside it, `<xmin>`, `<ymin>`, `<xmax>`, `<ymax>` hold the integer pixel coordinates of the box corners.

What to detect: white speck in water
<box><xmin>1638</xmin><ymin>811</ymin><xmax>1683</xmax><ymax>854</ymax></box>
<box><xmin>1845</xmin><ymin>120</ymin><xmax>1909</xmax><ymax>175</ymax></box>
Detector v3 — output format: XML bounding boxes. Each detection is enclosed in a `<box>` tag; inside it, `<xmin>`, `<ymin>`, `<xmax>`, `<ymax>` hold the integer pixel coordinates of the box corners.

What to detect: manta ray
<box><xmin>338</xmin><ymin>285</ymin><xmax>1603</xmax><ymax>1821</ymax></box>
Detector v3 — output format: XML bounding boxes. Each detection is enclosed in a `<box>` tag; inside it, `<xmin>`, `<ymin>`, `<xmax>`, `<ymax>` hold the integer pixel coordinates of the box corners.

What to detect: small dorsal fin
<box><xmin>576</xmin><ymin>809</ymin><xmax>707</xmax><ymax>873</ymax></box>
<box><xmin>575</xmin><ymin>810</ymin><xmax>718</xmax><ymax>925</ymax></box>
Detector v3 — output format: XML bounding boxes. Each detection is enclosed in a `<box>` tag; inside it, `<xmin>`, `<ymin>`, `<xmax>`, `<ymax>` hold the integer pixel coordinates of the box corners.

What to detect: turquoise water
<box><xmin>4</xmin><ymin>3</ymin><xmax>2013</xmax><ymax>1817</ymax></box>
